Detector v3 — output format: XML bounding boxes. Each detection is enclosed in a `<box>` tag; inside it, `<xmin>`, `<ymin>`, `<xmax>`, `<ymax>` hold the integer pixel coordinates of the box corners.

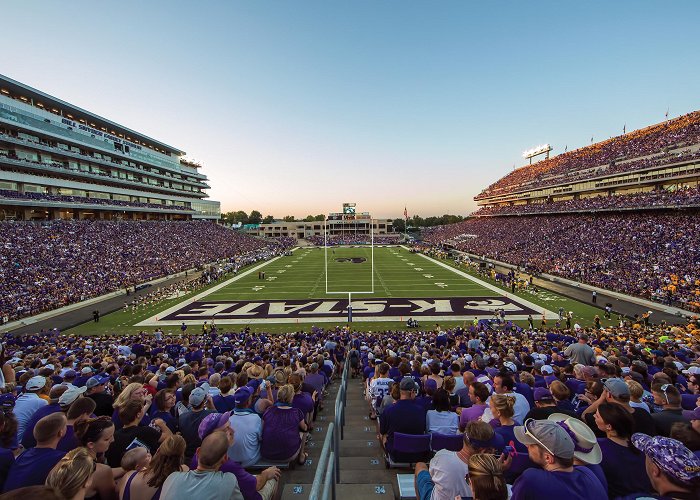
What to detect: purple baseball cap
<box><xmin>534</xmin><ymin>387</ymin><xmax>554</xmax><ymax>402</ymax></box>
<box><xmin>632</xmin><ymin>433</ymin><xmax>700</xmax><ymax>485</ymax></box>
<box><xmin>198</xmin><ymin>411</ymin><xmax>231</xmax><ymax>440</ymax></box>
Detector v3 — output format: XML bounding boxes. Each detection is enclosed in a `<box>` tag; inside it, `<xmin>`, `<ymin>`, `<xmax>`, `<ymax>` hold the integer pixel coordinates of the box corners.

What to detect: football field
<box><xmin>136</xmin><ymin>246</ymin><xmax>556</xmax><ymax>326</ymax></box>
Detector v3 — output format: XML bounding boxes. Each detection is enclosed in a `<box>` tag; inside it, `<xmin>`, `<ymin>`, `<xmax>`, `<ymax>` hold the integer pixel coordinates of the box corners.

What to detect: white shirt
<box><xmin>14</xmin><ymin>392</ymin><xmax>48</xmax><ymax>442</ymax></box>
<box><xmin>228</xmin><ymin>409</ymin><xmax>262</xmax><ymax>467</ymax></box>
<box><xmin>481</xmin><ymin>391</ymin><xmax>531</xmax><ymax>425</ymax></box>
<box><xmin>428</xmin><ymin>449</ymin><xmax>470</xmax><ymax>500</ymax></box>
<box><xmin>426</xmin><ymin>410</ymin><xmax>459</xmax><ymax>434</ymax></box>
<box><xmin>369</xmin><ymin>377</ymin><xmax>393</xmax><ymax>407</ymax></box>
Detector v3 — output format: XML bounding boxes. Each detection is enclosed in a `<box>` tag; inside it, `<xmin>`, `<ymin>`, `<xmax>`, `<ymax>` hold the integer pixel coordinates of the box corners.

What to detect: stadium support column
<box><xmin>348</xmin><ymin>292</ymin><xmax>353</xmax><ymax>323</ymax></box>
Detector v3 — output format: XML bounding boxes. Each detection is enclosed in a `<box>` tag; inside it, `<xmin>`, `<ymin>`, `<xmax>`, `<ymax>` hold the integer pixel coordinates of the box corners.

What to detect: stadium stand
<box><xmin>423</xmin><ymin>212</ymin><xmax>700</xmax><ymax>313</ymax></box>
<box><xmin>475</xmin><ymin>111</ymin><xmax>700</xmax><ymax>200</ymax></box>
<box><xmin>0</xmin><ymin>321</ymin><xmax>697</xmax><ymax>499</ymax></box>
<box><xmin>0</xmin><ymin>221</ymin><xmax>291</xmax><ymax>323</ymax></box>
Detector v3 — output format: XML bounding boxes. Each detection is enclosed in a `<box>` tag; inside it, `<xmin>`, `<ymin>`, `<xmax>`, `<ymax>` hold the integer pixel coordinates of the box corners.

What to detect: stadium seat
<box><xmin>430</xmin><ymin>432</ymin><xmax>463</xmax><ymax>453</ymax></box>
<box><xmin>385</xmin><ymin>433</ymin><xmax>431</xmax><ymax>468</ymax></box>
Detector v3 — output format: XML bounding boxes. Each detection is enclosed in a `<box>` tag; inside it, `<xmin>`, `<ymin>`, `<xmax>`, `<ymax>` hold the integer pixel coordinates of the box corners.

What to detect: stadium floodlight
<box><xmin>522</xmin><ymin>144</ymin><xmax>552</xmax><ymax>164</ymax></box>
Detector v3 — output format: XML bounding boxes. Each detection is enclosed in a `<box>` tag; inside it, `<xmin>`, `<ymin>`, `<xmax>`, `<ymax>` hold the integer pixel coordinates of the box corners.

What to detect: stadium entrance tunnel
<box><xmin>334</xmin><ymin>257</ymin><xmax>367</xmax><ymax>263</ymax></box>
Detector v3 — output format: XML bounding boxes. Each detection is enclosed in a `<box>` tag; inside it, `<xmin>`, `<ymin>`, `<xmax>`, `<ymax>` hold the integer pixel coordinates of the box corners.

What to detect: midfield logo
<box><xmin>161</xmin><ymin>297</ymin><xmax>538</xmax><ymax>320</ymax></box>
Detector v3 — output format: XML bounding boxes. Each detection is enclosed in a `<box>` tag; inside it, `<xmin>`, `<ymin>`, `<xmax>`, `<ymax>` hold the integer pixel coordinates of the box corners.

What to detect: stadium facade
<box><xmin>0</xmin><ymin>74</ymin><xmax>220</xmax><ymax>221</ymax></box>
<box><xmin>250</xmin><ymin>203</ymin><xmax>394</xmax><ymax>239</ymax></box>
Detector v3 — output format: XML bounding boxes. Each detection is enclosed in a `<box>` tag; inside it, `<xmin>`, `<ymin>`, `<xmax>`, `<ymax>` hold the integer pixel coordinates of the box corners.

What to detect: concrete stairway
<box><xmin>280</xmin><ymin>373</ymin><xmax>399</xmax><ymax>499</ymax></box>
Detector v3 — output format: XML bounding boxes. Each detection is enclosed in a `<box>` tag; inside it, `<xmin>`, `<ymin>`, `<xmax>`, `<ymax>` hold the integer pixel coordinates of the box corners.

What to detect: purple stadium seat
<box><xmin>386</xmin><ymin>433</ymin><xmax>431</xmax><ymax>467</ymax></box>
<box><xmin>430</xmin><ymin>432</ymin><xmax>464</xmax><ymax>452</ymax></box>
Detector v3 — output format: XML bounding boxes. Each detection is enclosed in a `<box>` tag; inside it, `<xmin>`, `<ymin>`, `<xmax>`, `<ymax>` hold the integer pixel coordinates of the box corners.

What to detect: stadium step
<box><xmin>334</xmin><ymin>379</ymin><xmax>400</xmax><ymax>498</ymax></box>
<box><xmin>280</xmin><ymin>483</ymin><xmax>396</xmax><ymax>500</ymax></box>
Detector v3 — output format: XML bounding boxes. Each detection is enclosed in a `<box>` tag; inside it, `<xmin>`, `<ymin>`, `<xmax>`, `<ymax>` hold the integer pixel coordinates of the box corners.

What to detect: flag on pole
<box><xmin>623</xmin><ymin>124</ymin><xmax>626</xmax><ymax>134</ymax></box>
<box><xmin>404</xmin><ymin>207</ymin><xmax>408</xmax><ymax>219</ymax></box>
<box><xmin>665</xmin><ymin>108</ymin><xmax>669</xmax><ymax>119</ymax></box>
<box><xmin>564</xmin><ymin>145</ymin><xmax>568</xmax><ymax>152</ymax></box>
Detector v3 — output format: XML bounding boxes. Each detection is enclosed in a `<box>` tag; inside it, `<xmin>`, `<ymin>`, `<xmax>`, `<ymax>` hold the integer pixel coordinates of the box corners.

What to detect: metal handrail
<box><xmin>309</xmin><ymin>349</ymin><xmax>351</xmax><ymax>500</ymax></box>
<box><xmin>309</xmin><ymin>422</ymin><xmax>335</xmax><ymax>500</ymax></box>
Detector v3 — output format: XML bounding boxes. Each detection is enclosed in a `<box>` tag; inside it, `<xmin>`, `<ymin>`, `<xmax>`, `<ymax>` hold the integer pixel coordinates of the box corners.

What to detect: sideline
<box><xmin>410</xmin><ymin>247</ymin><xmax>558</xmax><ymax>319</ymax></box>
<box><xmin>135</xmin><ymin>249</ymin><xmax>299</xmax><ymax>326</ymax></box>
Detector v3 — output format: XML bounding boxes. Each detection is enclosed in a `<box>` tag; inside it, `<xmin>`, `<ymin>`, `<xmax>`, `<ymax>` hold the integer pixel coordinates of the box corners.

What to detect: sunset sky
<box><xmin>3</xmin><ymin>1</ymin><xmax>699</xmax><ymax>218</ymax></box>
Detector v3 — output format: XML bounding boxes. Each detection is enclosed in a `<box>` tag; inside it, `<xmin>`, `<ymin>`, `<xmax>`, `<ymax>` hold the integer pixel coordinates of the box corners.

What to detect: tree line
<box><xmin>221</xmin><ymin>211</ymin><xmax>464</xmax><ymax>229</ymax></box>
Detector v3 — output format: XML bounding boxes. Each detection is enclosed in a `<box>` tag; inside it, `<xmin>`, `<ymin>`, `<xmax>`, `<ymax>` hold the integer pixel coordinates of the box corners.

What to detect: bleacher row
<box><xmin>422</xmin><ymin>211</ymin><xmax>700</xmax><ymax>313</ymax></box>
<box><xmin>476</xmin><ymin>110</ymin><xmax>700</xmax><ymax>199</ymax></box>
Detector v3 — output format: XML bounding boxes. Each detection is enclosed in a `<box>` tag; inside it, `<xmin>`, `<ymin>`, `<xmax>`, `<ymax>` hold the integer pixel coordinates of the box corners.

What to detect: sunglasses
<box><xmin>659</xmin><ymin>383</ymin><xmax>671</xmax><ymax>404</ymax></box>
<box><xmin>522</xmin><ymin>419</ymin><xmax>555</xmax><ymax>456</ymax></box>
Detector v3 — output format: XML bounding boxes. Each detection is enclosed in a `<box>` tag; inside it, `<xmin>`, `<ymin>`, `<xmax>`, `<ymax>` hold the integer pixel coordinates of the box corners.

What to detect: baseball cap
<box><xmin>165</xmin><ymin>366</ymin><xmax>176</xmax><ymax>374</ymax></box>
<box><xmin>632</xmin><ymin>433</ymin><xmax>700</xmax><ymax>485</ymax></box>
<box><xmin>514</xmin><ymin>419</ymin><xmax>575</xmax><ymax>460</ymax></box>
<box><xmin>198</xmin><ymin>411</ymin><xmax>231</xmax><ymax>440</ymax></box>
<box><xmin>399</xmin><ymin>377</ymin><xmax>418</xmax><ymax>392</ymax></box>
<box><xmin>63</xmin><ymin>370</ymin><xmax>77</xmax><ymax>379</ymax></box>
<box><xmin>190</xmin><ymin>383</ymin><xmax>210</xmax><ymax>407</ymax></box>
<box><xmin>682</xmin><ymin>366</ymin><xmax>700</xmax><ymax>376</ymax></box>
<box><xmin>247</xmin><ymin>379</ymin><xmax>262</xmax><ymax>391</ymax></box>
<box><xmin>59</xmin><ymin>386</ymin><xmax>87</xmax><ymax>406</ymax></box>
<box><xmin>503</xmin><ymin>361</ymin><xmax>517</xmax><ymax>374</ymax></box>
<box><xmin>26</xmin><ymin>376</ymin><xmax>47</xmax><ymax>391</ymax></box>
<box><xmin>547</xmin><ymin>413</ymin><xmax>602</xmax><ymax>464</ymax></box>
<box><xmin>534</xmin><ymin>388</ymin><xmax>554</xmax><ymax>402</ymax></box>
<box><xmin>541</xmin><ymin>365</ymin><xmax>554</xmax><ymax>375</ymax></box>
<box><xmin>86</xmin><ymin>374</ymin><xmax>111</xmax><ymax>389</ymax></box>
<box><xmin>81</xmin><ymin>367</ymin><xmax>93</xmax><ymax>375</ymax></box>
<box><xmin>233</xmin><ymin>386</ymin><xmax>253</xmax><ymax>406</ymax></box>
<box><xmin>424</xmin><ymin>378</ymin><xmax>438</xmax><ymax>395</ymax></box>
<box><xmin>603</xmin><ymin>378</ymin><xmax>630</xmax><ymax>399</ymax></box>
<box><xmin>0</xmin><ymin>393</ymin><xmax>15</xmax><ymax>411</ymax></box>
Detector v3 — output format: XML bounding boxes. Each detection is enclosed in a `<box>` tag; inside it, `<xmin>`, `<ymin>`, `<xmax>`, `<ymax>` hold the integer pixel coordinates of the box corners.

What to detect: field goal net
<box><xmin>323</xmin><ymin>219</ymin><xmax>375</xmax><ymax>320</ymax></box>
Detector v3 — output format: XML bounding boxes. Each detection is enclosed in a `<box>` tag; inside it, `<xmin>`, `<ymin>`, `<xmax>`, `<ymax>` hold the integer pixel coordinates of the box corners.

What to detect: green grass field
<box><xmin>65</xmin><ymin>246</ymin><xmax>619</xmax><ymax>335</ymax></box>
<box><xmin>205</xmin><ymin>246</ymin><xmax>497</xmax><ymax>300</ymax></box>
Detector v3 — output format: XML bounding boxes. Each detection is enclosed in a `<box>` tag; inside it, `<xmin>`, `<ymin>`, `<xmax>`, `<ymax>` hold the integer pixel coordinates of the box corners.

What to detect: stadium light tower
<box><xmin>522</xmin><ymin>144</ymin><xmax>553</xmax><ymax>165</ymax></box>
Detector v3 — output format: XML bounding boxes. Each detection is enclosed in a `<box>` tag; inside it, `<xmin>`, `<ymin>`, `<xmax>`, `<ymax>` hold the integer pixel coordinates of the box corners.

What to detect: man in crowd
<box><xmin>3</xmin><ymin>413</ymin><xmax>67</xmax><ymax>492</ymax></box>
<box><xmin>511</xmin><ymin>419</ymin><xmax>607</xmax><ymax>499</ymax></box>
<box><xmin>563</xmin><ymin>334</ymin><xmax>596</xmax><ymax>366</ymax></box>
<box><xmin>650</xmin><ymin>383</ymin><xmax>686</xmax><ymax>437</ymax></box>
<box><xmin>14</xmin><ymin>376</ymin><xmax>50</xmax><ymax>442</ymax></box>
<box><xmin>380</xmin><ymin>377</ymin><xmax>427</xmax><ymax>462</ymax></box>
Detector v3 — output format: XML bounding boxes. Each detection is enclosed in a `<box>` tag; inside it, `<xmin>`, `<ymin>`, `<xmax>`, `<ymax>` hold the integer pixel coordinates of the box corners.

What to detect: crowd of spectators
<box><xmin>472</xmin><ymin>186</ymin><xmax>700</xmax><ymax>217</ymax></box>
<box><xmin>0</xmin><ymin>188</ymin><xmax>192</xmax><ymax>212</ymax></box>
<box><xmin>476</xmin><ymin>111</ymin><xmax>700</xmax><ymax>199</ymax></box>
<box><xmin>0</xmin><ymin>317</ymin><xmax>697</xmax><ymax>498</ymax></box>
<box><xmin>306</xmin><ymin>234</ymin><xmax>401</xmax><ymax>246</ymax></box>
<box><xmin>422</xmin><ymin>211</ymin><xmax>700</xmax><ymax>312</ymax></box>
<box><xmin>358</xmin><ymin>319</ymin><xmax>700</xmax><ymax>499</ymax></box>
<box><xmin>0</xmin><ymin>221</ymin><xmax>292</xmax><ymax>323</ymax></box>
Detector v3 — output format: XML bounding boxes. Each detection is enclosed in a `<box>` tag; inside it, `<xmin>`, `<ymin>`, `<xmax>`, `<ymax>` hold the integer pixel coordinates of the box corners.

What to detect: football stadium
<box><xmin>1</xmin><ymin>4</ymin><xmax>700</xmax><ymax>500</ymax></box>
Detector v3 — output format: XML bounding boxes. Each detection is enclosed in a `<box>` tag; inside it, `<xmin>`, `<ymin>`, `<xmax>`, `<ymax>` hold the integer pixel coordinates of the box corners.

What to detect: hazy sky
<box><xmin>2</xmin><ymin>1</ymin><xmax>699</xmax><ymax>218</ymax></box>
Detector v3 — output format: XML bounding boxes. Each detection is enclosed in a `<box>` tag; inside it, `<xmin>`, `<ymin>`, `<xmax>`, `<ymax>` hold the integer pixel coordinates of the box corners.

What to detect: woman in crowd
<box><xmin>112</xmin><ymin>383</ymin><xmax>152</xmax><ymax>429</ymax></box>
<box><xmin>212</xmin><ymin>376</ymin><xmax>236</xmax><ymax>412</ymax></box>
<box><xmin>74</xmin><ymin>416</ymin><xmax>118</xmax><ymax>500</ymax></box>
<box><xmin>45</xmin><ymin>447</ymin><xmax>95</xmax><ymax>500</ymax></box>
<box><xmin>426</xmin><ymin>388</ymin><xmax>459</xmax><ymax>434</ymax></box>
<box><xmin>467</xmin><ymin>453</ymin><xmax>508</xmax><ymax>500</ymax></box>
<box><xmin>118</xmin><ymin>435</ymin><xmax>188</xmax><ymax>500</ymax></box>
<box><xmin>490</xmin><ymin>394</ymin><xmax>526</xmax><ymax>453</ymax></box>
<box><xmin>594</xmin><ymin>402</ymin><xmax>652</xmax><ymax>498</ymax></box>
<box><xmin>261</xmin><ymin>384</ymin><xmax>308</xmax><ymax>464</ymax></box>
<box><xmin>151</xmin><ymin>390</ymin><xmax>178</xmax><ymax>433</ymax></box>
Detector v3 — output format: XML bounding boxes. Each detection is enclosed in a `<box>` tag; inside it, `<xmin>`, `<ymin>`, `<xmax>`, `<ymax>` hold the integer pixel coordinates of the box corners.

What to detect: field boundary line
<box><xmin>135</xmin><ymin>249</ymin><xmax>296</xmax><ymax>326</ymax></box>
<box><xmin>408</xmin><ymin>247</ymin><xmax>558</xmax><ymax>319</ymax></box>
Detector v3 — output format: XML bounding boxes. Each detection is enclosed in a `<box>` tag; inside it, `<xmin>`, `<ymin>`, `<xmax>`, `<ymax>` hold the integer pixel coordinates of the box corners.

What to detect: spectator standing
<box><xmin>14</xmin><ymin>376</ymin><xmax>49</xmax><ymax>442</ymax></box>
<box><xmin>563</xmin><ymin>335</ymin><xmax>596</xmax><ymax>366</ymax></box>
<box><xmin>650</xmin><ymin>383</ymin><xmax>686</xmax><ymax>437</ymax></box>
<box><xmin>380</xmin><ymin>377</ymin><xmax>427</xmax><ymax>463</ymax></box>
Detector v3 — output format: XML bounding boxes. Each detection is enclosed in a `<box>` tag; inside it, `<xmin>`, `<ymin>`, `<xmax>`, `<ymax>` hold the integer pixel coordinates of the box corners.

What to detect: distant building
<box><xmin>0</xmin><ymin>73</ymin><xmax>220</xmax><ymax>220</ymax></box>
<box><xmin>249</xmin><ymin>204</ymin><xmax>394</xmax><ymax>239</ymax></box>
